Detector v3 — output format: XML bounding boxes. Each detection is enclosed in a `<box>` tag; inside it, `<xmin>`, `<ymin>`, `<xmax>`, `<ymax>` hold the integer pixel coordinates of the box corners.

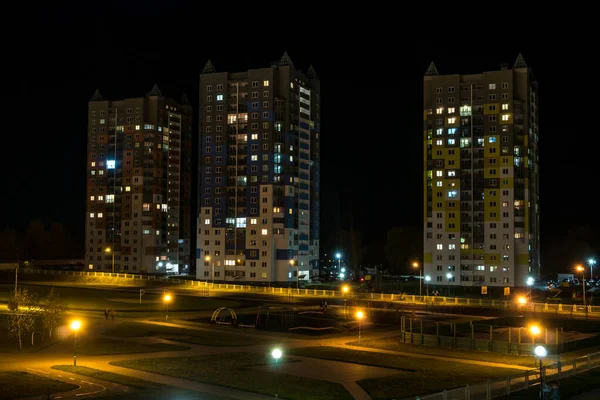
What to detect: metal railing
<box><xmin>413</xmin><ymin>351</ymin><xmax>600</xmax><ymax>400</ymax></box>
<box><xmin>5</xmin><ymin>269</ymin><xmax>600</xmax><ymax>317</ymax></box>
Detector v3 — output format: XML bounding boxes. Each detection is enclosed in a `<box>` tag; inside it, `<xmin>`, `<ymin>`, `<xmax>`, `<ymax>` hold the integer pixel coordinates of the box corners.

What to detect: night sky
<box><xmin>2</xmin><ymin>6</ymin><xmax>598</xmax><ymax>272</ymax></box>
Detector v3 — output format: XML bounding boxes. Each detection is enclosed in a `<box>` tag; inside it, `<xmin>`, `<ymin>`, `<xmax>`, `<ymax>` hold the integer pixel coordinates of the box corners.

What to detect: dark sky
<box><xmin>1</xmin><ymin>5</ymin><xmax>598</xmax><ymax>269</ymax></box>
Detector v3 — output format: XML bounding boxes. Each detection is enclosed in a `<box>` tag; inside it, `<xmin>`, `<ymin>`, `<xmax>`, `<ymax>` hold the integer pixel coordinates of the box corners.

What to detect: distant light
<box><xmin>163</xmin><ymin>294</ymin><xmax>172</xmax><ymax>302</ymax></box>
<box><xmin>425</xmin><ymin>276</ymin><xmax>431</xmax><ymax>282</ymax></box>
<box><xmin>107</xmin><ymin>160</ymin><xmax>116</xmax><ymax>169</ymax></box>
<box><xmin>339</xmin><ymin>273</ymin><xmax>345</xmax><ymax>279</ymax></box>
<box><xmin>342</xmin><ymin>285</ymin><xmax>349</xmax><ymax>293</ymax></box>
<box><xmin>534</xmin><ymin>345</ymin><xmax>547</xmax><ymax>358</ymax></box>
<box><xmin>341</xmin><ymin>267</ymin><xmax>346</xmax><ymax>273</ymax></box>
<box><xmin>589</xmin><ymin>258</ymin><xmax>596</xmax><ymax>266</ymax></box>
<box><xmin>527</xmin><ymin>277</ymin><xmax>535</xmax><ymax>286</ymax></box>
<box><xmin>356</xmin><ymin>311</ymin><xmax>364</xmax><ymax>320</ymax></box>
<box><xmin>530</xmin><ymin>325</ymin><xmax>541</xmax><ymax>335</ymax></box>
<box><xmin>518</xmin><ymin>296</ymin><xmax>527</xmax><ymax>304</ymax></box>
<box><xmin>272</xmin><ymin>348</ymin><xmax>282</xmax><ymax>360</ymax></box>
<box><xmin>446</xmin><ymin>273</ymin><xmax>452</xmax><ymax>279</ymax></box>
<box><xmin>70</xmin><ymin>320</ymin><xmax>81</xmax><ymax>331</ymax></box>
<box><xmin>336</xmin><ymin>253</ymin><xmax>341</xmax><ymax>259</ymax></box>
<box><xmin>158</xmin><ymin>262</ymin><xmax>163</xmax><ymax>267</ymax></box>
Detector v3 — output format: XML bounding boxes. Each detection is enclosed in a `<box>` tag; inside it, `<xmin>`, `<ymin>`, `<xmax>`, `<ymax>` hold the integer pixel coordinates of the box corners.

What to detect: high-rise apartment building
<box><xmin>423</xmin><ymin>54</ymin><xmax>540</xmax><ymax>288</ymax></box>
<box><xmin>196</xmin><ymin>52</ymin><xmax>320</xmax><ymax>283</ymax></box>
<box><xmin>86</xmin><ymin>85</ymin><xmax>193</xmax><ymax>274</ymax></box>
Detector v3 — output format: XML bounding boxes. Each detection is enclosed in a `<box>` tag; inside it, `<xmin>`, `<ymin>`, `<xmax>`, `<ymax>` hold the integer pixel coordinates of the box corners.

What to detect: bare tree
<box><xmin>8</xmin><ymin>289</ymin><xmax>40</xmax><ymax>351</ymax></box>
<box><xmin>42</xmin><ymin>288</ymin><xmax>66</xmax><ymax>339</ymax></box>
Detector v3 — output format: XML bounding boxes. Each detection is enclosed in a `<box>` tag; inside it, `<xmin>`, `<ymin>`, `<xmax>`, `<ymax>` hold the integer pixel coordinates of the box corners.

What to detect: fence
<box><xmin>6</xmin><ymin>269</ymin><xmax>600</xmax><ymax>318</ymax></box>
<box><xmin>413</xmin><ymin>351</ymin><xmax>600</xmax><ymax>399</ymax></box>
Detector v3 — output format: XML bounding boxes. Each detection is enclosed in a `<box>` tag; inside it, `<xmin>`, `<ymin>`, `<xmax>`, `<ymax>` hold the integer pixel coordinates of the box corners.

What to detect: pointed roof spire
<box><xmin>307</xmin><ymin>65</ymin><xmax>319</xmax><ymax>80</ymax></box>
<box><xmin>278</xmin><ymin>51</ymin><xmax>294</xmax><ymax>68</ymax></box>
<box><xmin>513</xmin><ymin>53</ymin><xmax>527</xmax><ymax>69</ymax></box>
<box><xmin>180</xmin><ymin>93</ymin><xmax>191</xmax><ymax>106</ymax></box>
<box><xmin>148</xmin><ymin>84</ymin><xmax>162</xmax><ymax>97</ymax></box>
<box><xmin>424</xmin><ymin>61</ymin><xmax>439</xmax><ymax>76</ymax></box>
<box><xmin>202</xmin><ymin>59</ymin><xmax>216</xmax><ymax>74</ymax></box>
<box><xmin>90</xmin><ymin>89</ymin><xmax>104</xmax><ymax>101</ymax></box>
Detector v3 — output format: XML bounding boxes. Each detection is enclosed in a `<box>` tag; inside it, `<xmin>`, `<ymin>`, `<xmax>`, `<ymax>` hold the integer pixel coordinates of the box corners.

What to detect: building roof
<box><xmin>202</xmin><ymin>60</ymin><xmax>216</xmax><ymax>74</ymax></box>
<box><xmin>513</xmin><ymin>53</ymin><xmax>527</xmax><ymax>69</ymax></box>
<box><xmin>424</xmin><ymin>61</ymin><xmax>439</xmax><ymax>76</ymax></box>
<box><xmin>278</xmin><ymin>51</ymin><xmax>294</xmax><ymax>68</ymax></box>
<box><xmin>180</xmin><ymin>93</ymin><xmax>191</xmax><ymax>105</ymax></box>
<box><xmin>307</xmin><ymin>65</ymin><xmax>319</xmax><ymax>80</ymax></box>
<box><xmin>90</xmin><ymin>89</ymin><xmax>104</xmax><ymax>101</ymax></box>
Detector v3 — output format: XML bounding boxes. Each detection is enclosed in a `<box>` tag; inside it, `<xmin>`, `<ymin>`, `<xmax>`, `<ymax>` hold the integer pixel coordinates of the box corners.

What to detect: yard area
<box><xmin>104</xmin><ymin>321</ymin><xmax>269</xmax><ymax>346</ymax></box>
<box><xmin>111</xmin><ymin>352</ymin><xmax>352</xmax><ymax>400</ymax></box>
<box><xmin>77</xmin><ymin>337</ymin><xmax>189</xmax><ymax>355</ymax></box>
<box><xmin>0</xmin><ymin>371</ymin><xmax>78</xmax><ymax>399</ymax></box>
<box><xmin>288</xmin><ymin>346</ymin><xmax>521</xmax><ymax>399</ymax></box>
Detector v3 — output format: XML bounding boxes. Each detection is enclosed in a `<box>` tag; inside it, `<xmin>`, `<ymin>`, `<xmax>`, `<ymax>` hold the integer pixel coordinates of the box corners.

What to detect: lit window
<box><xmin>91</xmin><ymin>162</ymin><xmax>96</xmax><ymax>167</ymax></box>
<box><xmin>448</xmin><ymin>244</ymin><xmax>456</xmax><ymax>250</ymax></box>
<box><xmin>205</xmin><ymin>219</ymin><xmax>210</xmax><ymax>225</ymax></box>
<box><xmin>135</xmin><ymin>125</ymin><xmax>140</xmax><ymax>130</ymax></box>
<box><xmin>251</xmin><ymin>155</ymin><xmax>257</xmax><ymax>161</ymax></box>
<box><xmin>100</xmin><ymin>119</ymin><xmax>105</xmax><ymax>124</ymax></box>
<box><xmin>250</xmin><ymin>218</ymin><xmax>257</xmax><ymax>225</ymax></box>
<box><xmin>501</xmin><ymin>114</ymin><xmax>509</xmax><ymax>121</ymax></box>
<box><xmin>448</xmin><ymin>171</ymin><xmax>456</xmax><ymax>177</ymax></box>
<box><xmin>436</xmin><ymin>171</ymin><xmax>443</xmax><ymax>177</ymax></box>
<box><xmin>263</xmin><ymin>80</ymin><xmax>270</xmax><ymax>87</ymax></box>
<box><xmin>436</xmin><ymin>107</ymin><xmax>444</xmax><ymax>114</ymax></box>
<box><xmin>436</xmin><ymin>140</ymin><xmax>443</xmax><ymax>145</ymax></box>
<box><xmin>98</xmin><ymin>170</ymin><xmax>104</xmax><ymax>175</ymax></box>
<box><xmin>217</xmin><ymin>94</ymin><xmax>223</xmax><ymax>101</ymax></box>
<box><xmin>448</xmin><ymin>190</ymin><xmax>457</xmax><ymax>198</ymax></box>
<box><xmin>447</xmin><ymin>139</ymin><xmax>455</xmax><ymax>145</ymax></box>
<box><xmin>447</xmin><ymin>117</ymin><xmax>456</xmax><ymax>124</ymax></box>
<box><xmin>98</xmin><ymin>195</ymin><xmax>104</xmax><ymax>201</ymax></box>
<box><xmin>436</xmin><ymin>244</ymin><xmax>443</xmax><ymax>250</ymax></box>
<box><xmin>97</xmin><ymin>213</ymin><xmax>103</xmax><ymax>218</ymax></box>
<box><xmin>89</xmin><ymin>213</ymin><xmax>95</xmax><ymax>218</ymax></box>
<box><xmin>251</xmin><ymin>134</ymin><xmax>258</xmax><ymax>140</ymax></box>
<box><xmin>90</xmin><ymin>196</ymin><xmax>95</xmax><ymax>201</ymax></box>
<box><xmin>436</xmin><ymin>128</ymin><xmax>443</xmax><ymax>135</ymax></box>
<box><xmin>448</xmin><ymin>107</ymin><xmax>455</xmax><ymax>114</ymax></box>
<box><xmin>436</xmin><ymin>181</ymin><xmax>442</xmax><ymax>187</ymax></box>
<box><xmin>125</xmin><ymin>186</ymin><xmax>131</xmax><ymax>192</ymax></box>
<box><xmin>261</xmin><ymin>229</ymin><xmax>268</xmax><ymax>235</ymax></box>
<box><xmin>107</xmin><ymin>160</ymin><xmax>116</xmax><ymax>169</ymax></box>
<box><xmin>489</xmin><ymin>137</ymin><xmax>497</xmax><ymax>143</ymax></box>
<box><xmin>106</xmin><ymin>194</ymin><xmax>114</xmax><ymax>203</ymax></box>
<box><xmin>448</xmin><ymin>128</ymin><xmax>457</xmax><ymax>135</ymax></box>
<box><xmin>143</xmin><ymin>203</ymin><xmax>151</xmax><ymax>211</ymax></box>
<box><xmin>489</xmin><ymin>83</ymin><xmax>496</xmax><ymax>90</ymax></box>
<box><xmin>502</xmin><ymin>104</ymin><xmax>509</xmax><ymax>110</ymax></box>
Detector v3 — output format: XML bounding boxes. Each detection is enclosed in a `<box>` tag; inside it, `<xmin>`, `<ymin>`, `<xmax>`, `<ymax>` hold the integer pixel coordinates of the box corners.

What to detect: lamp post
<box><xmin>272</xmin><ymin>348</ymin><xmax>282</xmax><ymax>398</ymax></box>
<box><xmin>70</xmin><ymin>320</ymin><xmax>81</xmax><ymax>366</ymax></box>
<box><xmin>588</xmin><ymin>258</ymin><xmax>596</xmax><ymax>281</ymax></box>
<box><xmin>527</xmin><ymin>277</ymin><xmax>534</xmax><ymax>300</ymax></box>
<box><xmin>104</xmin><ymin>247</ymin><xmax>114</xmax><ymax>274</ymax></box>
<box><xmin>205</xmin><ymin>255</ymin><xmax>214</xmax><ymax>284</ymax></box>
<box><xmin>577</xmin><ymin>264</ymin><xmax>586</xmax><ymax>307</ymax></box>
<box><xmin>342</xmin><ymin>285</ymin><xmax>349</xmax><ymax>318</ymax></box>
<box><xmin>290</xmin><ymin>259</ymin><xmax>298</xmax><ymax>290</ymax></box>
<box><xmin>413</xmin><ymin>261</ymin><xmax>421</xmax><ymax>297</ymax></box>
<box><xmin>425</xmin><ymin>275</ymin><xmax>431</xmax><ymax>296</ymax></box>
<box><xmin>534</xmin><ymin>345</ymin><xmax>547</xmax><ymax>399</ymax></box>
<box><xmin>163</xmin><ymin>293</ymin><xmax>172</xmax><ymax>321</ymax></box>
<box><xmin>336</xmin><ymin>252</ymin><xmax>341</xmax><ymax>272</ymax></box>
<box><xmin>356</xmin><ymin>311</ymin><xmax>364</xmax><ymax>344</ymax></box>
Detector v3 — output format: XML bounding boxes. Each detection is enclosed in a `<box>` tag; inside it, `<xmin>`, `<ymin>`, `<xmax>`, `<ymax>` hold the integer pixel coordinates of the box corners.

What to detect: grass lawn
<box><xmin>51</xmin><ymin>365</ymin><xmax>233</xmax><ymax>399</ymax></box>
<box><xmin>288</xmin><ymin>346</ymin><xmax>521</xmax><ymax>399</ymax></box>
<box><xmin>111</xmin><ymin>352</ymin><xmax>353</xmax><ymax>400</ymax></box>
<box><xmin>77</xmin><ymin>337</ymin><xmax>190</xmax><ymax>355</ymax></box>
<box><xmin>0</xmin><ymin>371</ymin><xmax>78</xmax><ymax>399</ymax></box>
<box><xmin>104</xmin><ymin>322</ymin><xmax>267</xmax><ymax>346</ymax></box>
<box><xmin>348</xmin><ymin>336</ymin><xmax>545</xmax><ymax>367</ymax></box>
<box><xmin>0</xmin><ymin>283</ymin><xmax>239</xmax><ymax>312</ymax></box>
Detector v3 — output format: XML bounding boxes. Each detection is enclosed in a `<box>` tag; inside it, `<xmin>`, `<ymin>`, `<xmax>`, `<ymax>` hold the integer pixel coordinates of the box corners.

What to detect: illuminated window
<box><xmin>90</xmin><ymin>196</ymin><xmax>95</xmax><ymax>201</ymax></box>
<box><xmin>204</xmin><ymin>219</ymin><xmax>210</xmax><ymax>225</ymax></box>
<box><xmin>502</xmin><ymin>114</ymin><xmax>509</xmax><ymax>121</ymax></box>
<box><xmin>436</xmin><ymin>107</ymin><xmax>444</xmax><ymax>114</ymax></box>
<box><xmin>436</xmin><ymin>171</ymin><xmax>443</xmax><ymax>177</ymax></box>
<box><xmin>502</xmin><ymin>104</ymin><xmax>509</xmax><ymax>110</ymax></box>
<box><xmin>143</xmin><ymin>203</ymin><xmax>151</xmax><ymax>211</ymax></box>
<box><xmin>436</xmin><ymin>181</ymin><xmax>442</xmax><ymax>187</ymax></box>
<box><xmin>98</xmin><ymin>170</ymin><xmax>104</xmax><ymax>175</ymax></box>
<box><xmin>448</xmin><ymin>171</ymin><xmax>456</xmax><ymax>177</ymax></box>
<box><xmin>489</xmin><ymin>137</ymin><xmax>497</xmax><ymax>143</ymax></box>
<box><xmin>162</xmin><ymin>204</ymin><xmax>168</xmax><ymax>212</ymax></box>
<box><xmin>436</xmin><ymin>128</ymin><xmax>443</xmax><ymax>135</ymax></box>
<box><xmin>250</xmin><ymin>218</ymin><xmax>257</xmax><ymax>225</ymax></box>
<box><xmin>98</xmin><ymin>195</ymin><xmax>104</xmax><ymax>201</ymax></box>
<box><xmin>263</xmin><ymin>80</ymin><xmax>270</xmax><ymax>87</ymax></box>
<box><xmin>97</xmin><ymin>213</ymin><xmax>103</xmax><ymax>218</ymax></box>
<box><xmin>261</xmin><ymin>229</ymin><xmax>268</xmax><ymax>235</ymax></box>
<box><xmin>447</xmin><ymin>139</ymin><xmax>455</xmax><ymax>145</ymax></box>
<box><xmin>448</xmin><ymin>244</ymin><xmax>456</xmax><ymax>250</ymax></box>
<box><xmin>89</xmin><ymin>213</ymin><xmax>95</xmax><ymax>218</ymax></box>
<box><xmin>436</xmin><ymin>244</ymin><xmax>443</xmax><ymax>250</ymax></box>
<box><xmin>447</xmin><ymin>117</ymin><xmax>456</xmax><ymax>124</ymax></box>
<box><xmin>91</xmin><ymin>162</ymin><xmax>96</xmax><ymax>167</ymax></box>
<box><xmin>448</xmin><ymin>128</ymin><xmax>456</xmax><ymax>135</ymax></box>
<box><xmin>106</xmin><ymin>194</ymin><xmax>114</xmax><ymax>203</ymax></box>
<box><xmin>125</xmin><ymin>186</ymin><xmax>131</xmax><ymax>192</ymax></box>
<box><xmin>436</xmin><ymin>139</ymin><xmax>443</xmax><ymax>145</ymax></box>
<box><xmin>448</xmin><ymin>107</ymin><xmax>455</xmax><ymax>114</ymax></box>
<box><xmin>489</xmin><ymin>83</ymin><xmax>496</xmax><ymax>90</ymax></box>
<box><xmin>448</xmin><ymin>190</ymin><xmax>457</xmax><ymax>198</ymax></box>
<box><xmin>217</xmin><ymin>94</ymin><xmax>223</xmax><ymax>101</ymax></box>
<box><xmin>135</xmin><ymin>125</ymin><xmax>140</xmax><ymax>130</ymax></box>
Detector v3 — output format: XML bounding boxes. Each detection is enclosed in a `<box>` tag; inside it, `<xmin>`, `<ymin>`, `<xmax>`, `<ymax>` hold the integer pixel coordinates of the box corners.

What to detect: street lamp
<box><xmin>356</xmin><ymin>311</ymin><xmax>364</xmax><ymax>344</ymax></box>
<box><xmin>342</xmin><ymin>285</ymin><xmax>349</xmax><ymax>318</ymax></box>
<box><xmin>70</xmin><ymin>320</ymin><xmax>81</xmax><ymax>366</ymax></box>
<box><xmin>576</xmin><ymin>264</ymin><xmax>586</xmax><ymax>307</ymax></box>
<box><xmin>205</xmin><ymin>255</ymin><xmax>214</xmax><ymax>284</ymax></box>
<box><xmin>518</xmin><ymin>296</ymin><xmax>527</xmax><ymax>305</ymax></box>
<box><xmin>290</xmin><ymin>259</ymin><xmax>298</xmax><ymax>289</ymax></box>
<box><xmin>588</xmin><ymin>258</ymin><xmax>596</xmax><ymax>281</ymax></box>
<box><xmin>534</xmin><ymin>345</ymin><xmax>547</xmax><ymax>398</ymax></box>
<box><xmin>425</xmin><ymin>275</ymin><xmax>431</xmax><ymax>296</ymax></box>
<box><xmin>530</xmin><ymin>325</ymin><xmax>541</xmax><ymax>345</ymax></box>
<box><xmin>163</xmin><ymin>293</ymin><xmax>172</xmax><ymax>321</ymax></box>
<box><xmin>527</xmin><ymin>277</ymin><xmax>534</xmax><ymax>300</ymax></box>
<box><xmin>336</xmin><ymin>253</ymin><xmax>341</xmax><ymax>271</ymax></box>
<box><xmin>272</xmin><ymin>348</ymin><xmax>282</xmax><ymax>398</ymax></box>
<box><xmin>104</xmin><ymin>247</ymin><xmax>115</xmax><ymax>274</ymax></box>
<box><xmin>413</xmin><ymin>261</ymin><xmax>421</xmax><ymax>297</ymax></box>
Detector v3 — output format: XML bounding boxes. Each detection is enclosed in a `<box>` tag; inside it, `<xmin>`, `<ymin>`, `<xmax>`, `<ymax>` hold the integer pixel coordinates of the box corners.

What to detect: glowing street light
<box><xmin>356</xmin><ymin>311</ymin><xmax>365</xmax><ymax>344</ymax></box>
<box><xmin>588</xmin><ymin>258</ymin><xmax>596</xmax><ymax>281</ymax></box>
<box><xmin>336</xmin><ymin>253</ymin><xmax>341</xmax><ymax>271</ymax></box>
<box><xmin>576</xmin><ymin>264</ymin><xmax>586</xmax><ymax>307</ymax></box>
<box><xmin>527</xmin><ymin>277</ymin><xmax>534</xmax><ymax>300</ymax></box>
<box><xmin>425</xmin><ymin>275</ymin><xmax>431</xmax><ymax>296</ymax></box>
<box><xmin>412</xmin><ymin>261</ymin><xmax>422</xmax><ymax>297</ymax></box>
<box><xmin>342</xmin><ymin>285</ymin><xmax>349</xmax><ymax>318</ymax></box>
<box><xmin>517</xmin><ymin>296</ymin><xmax>527</xmax><ymax>305</ymax></box>
<box><xmin>70</xmin><ymin>320</ymin><xmax>82</xmax><ymax>366</ymax></box>
<box><xmin>290</xmin><ymin>259</ymin><xmax>298</xmax><ymax>289</ymax></box>
<box><xmin>534</xmin><ymin>345</ymin><xmax>547</xmax><ymax>398</ymax></box>
<box><xmin>104</xmin><ymin>247</ymin><xmax>115</xmax><ymax>273</ymax></box>
<box><xmin>205</xmin><ymin>255</ymin><xmax>214</xmax><ymax>284</ymax></box>
<box><xmin>272</xmin><ymin>348</ymin><xmax>282</xmax><ymax>398</ymax></box>
<box><xmin>163</xmin><ymin>293</ymin><xmax>172</xmax><ymax>321</ymax></box>
<box><xmin>530</xmin><ymin>325</ymin><xmax>541</xmax><ymax>336</ymax></box>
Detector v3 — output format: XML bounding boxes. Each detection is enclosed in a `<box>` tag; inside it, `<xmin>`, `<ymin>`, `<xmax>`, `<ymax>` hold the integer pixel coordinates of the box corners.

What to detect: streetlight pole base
<box><xmin>73</xmin><ymin>356</ymin><xmax>76</xmax><ymax>367</ymax></box>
